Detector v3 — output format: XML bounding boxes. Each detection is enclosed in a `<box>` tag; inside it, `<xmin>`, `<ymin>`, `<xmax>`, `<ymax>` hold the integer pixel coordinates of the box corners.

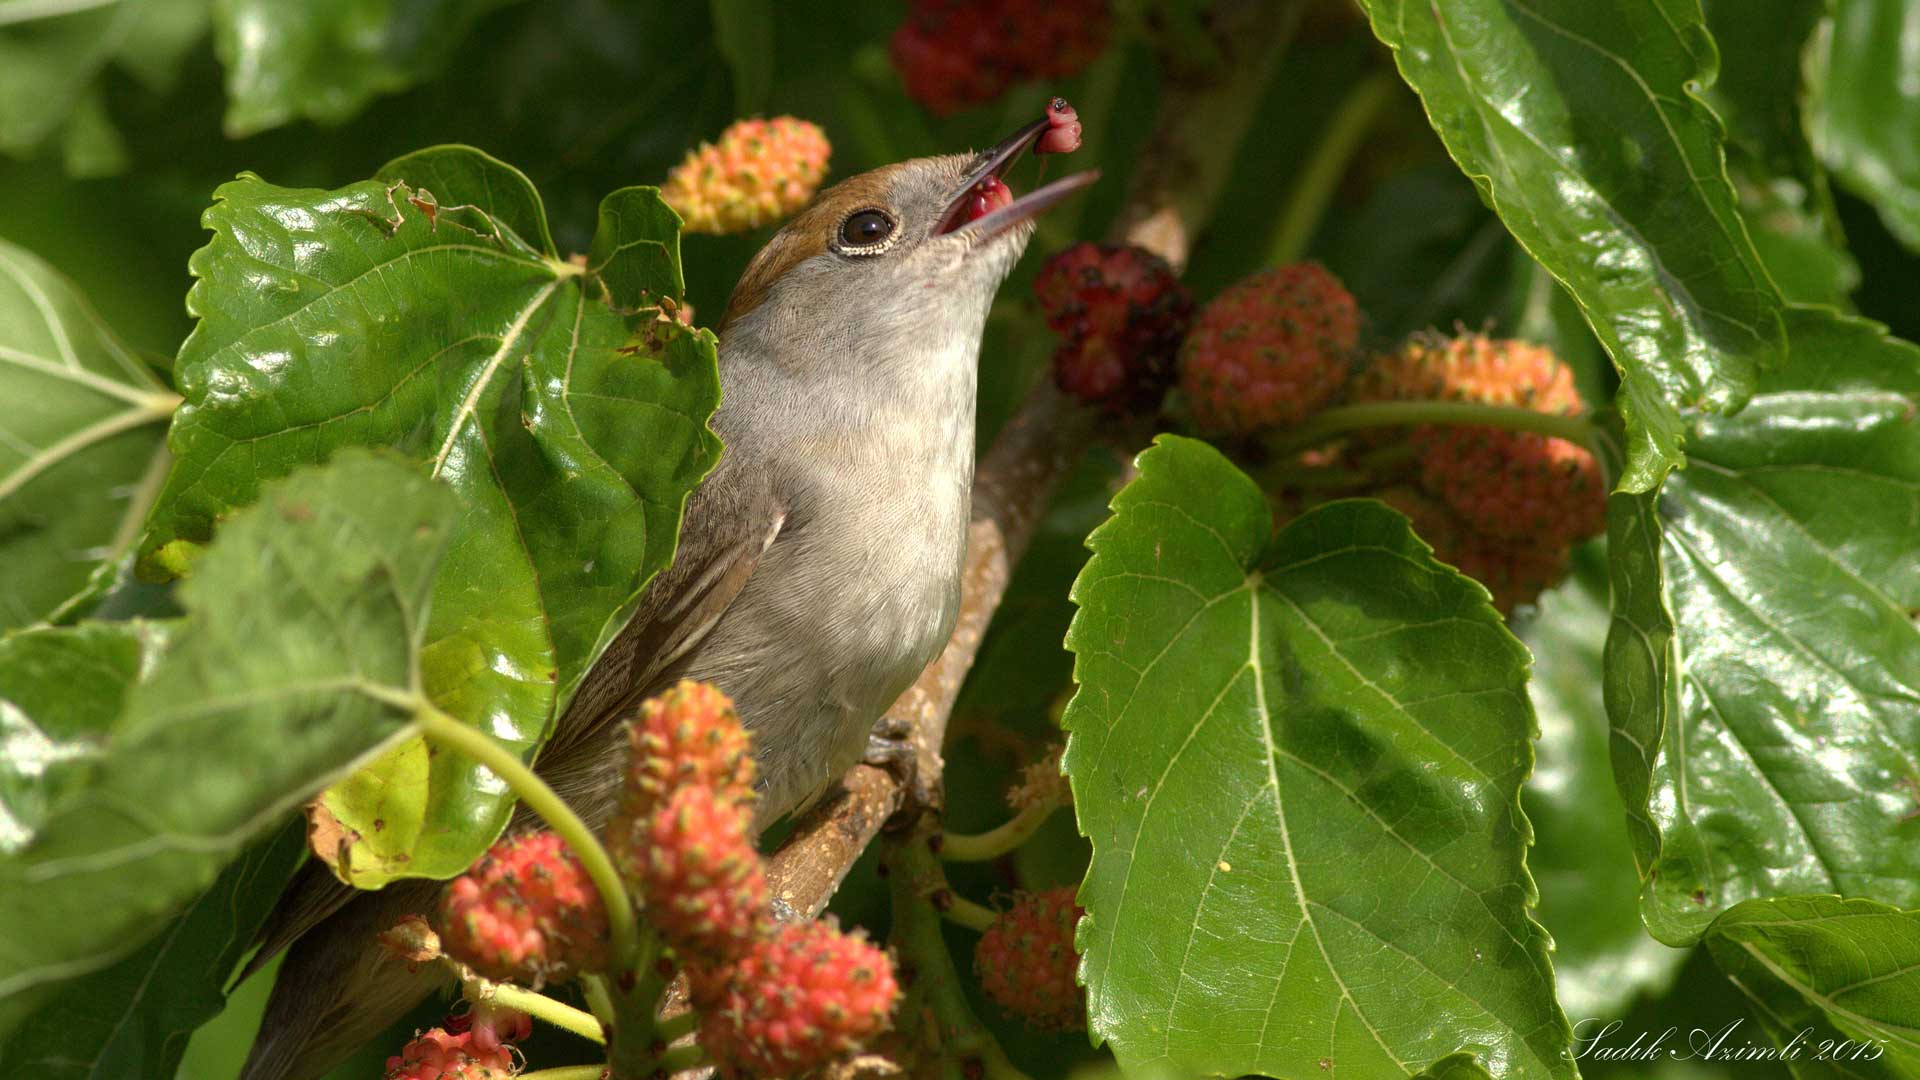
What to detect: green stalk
<box><xmin>579</xmin><ymin>974</ymin><xmax>616</xmax><ymax>1029</ymax></box>
<box><xmin>1268</xmin><ymin>400</ymin><xmax>1603</xmax><ymax>458</ymax></box>
<box><xmin>413</xmin><ymin>704</ymin><xmax>640</xmax><ymax>970</ymax></box>
<box><xmin>1266</xmin><ymin>70</ymin><xmax>1397</xmax><ymax>266</ymax></box>
<box><xmin>469</xmin><ymin>977</ymin><xmax>606</xmax><ymax>1045</ymax></box>
<box><xmin>939</xmin><ymin>797</ymin><xmax>1063</xmax><ymax>863</ymax></box>
<box><xmin>517</xmin><ymin>1067</ymin><xmax>608</xmax><ymax>1080</ymax></box>
<box><xmin>889</xmin><ymin>835</ymin><xmax>1033</xmax><ymax>1080</ymax></box>
<box><xmin>939</xmin><ymin>892</ymin><xmax>999</xmax><ymax>934</ymax></box>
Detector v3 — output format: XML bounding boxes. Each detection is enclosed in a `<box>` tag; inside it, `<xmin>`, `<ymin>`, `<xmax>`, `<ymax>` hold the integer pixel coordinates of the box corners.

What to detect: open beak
<box><xmin>933</xmin><ymin>118</ymin><xmax>1099</xmax><ymax>240</ymax></box>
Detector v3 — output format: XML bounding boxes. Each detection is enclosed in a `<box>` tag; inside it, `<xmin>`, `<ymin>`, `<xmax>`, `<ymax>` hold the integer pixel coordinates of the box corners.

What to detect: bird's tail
<box><xmin>239</xmin><ymin>880</ymin><xmax>449</xmax><ymax>1080</ymax></box>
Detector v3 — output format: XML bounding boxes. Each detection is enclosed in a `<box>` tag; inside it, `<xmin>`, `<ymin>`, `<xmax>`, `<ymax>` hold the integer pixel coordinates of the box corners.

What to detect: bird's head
<box><xmin>718</xmin><ymin>118</ymin><xmax>1097</xmax><ymax>370</ymax></box>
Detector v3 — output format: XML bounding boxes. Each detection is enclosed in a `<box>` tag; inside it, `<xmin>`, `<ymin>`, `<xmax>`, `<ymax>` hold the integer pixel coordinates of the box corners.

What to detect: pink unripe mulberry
<box><xmin>695</xmin><ymin>920</ymin><xmax>901</xmax><ymax>1078</ymax></box>
<box><xmin>1179</xmin><ymin>262</ymin><xmax>1359</xmax><ymax>434</ymax></box>
<box><xmin>626</xmin><ymin>784</ymin><xmax>770</xmax><ymax>962</ymax></box>
<box><xmin>663</xmin><ymin>117</ymin><xmax>831</xmax><ymax>235</ymax></box>
<box><xmin>974</xmin><ymin>886</ymin><xmax>1086</xmax><ymax>1030</ymax></box>
<box><xmin>439</xmin><ymin>832</ymin><xmax>609</xmax><ymax>984</ymax></box>
<box><xmin>621</xmin><ymin>679</ymin><xmax>755</xmax><ymax>822</ymax></box>
<box><xmin>383</xmin><ymin>1027</ymin><xmax>513</xmax><ymax>1080</ymax></box>
<box><xmin>1357</xmin><ymin>334</ymin><xmax>1605</xmax><ymax>548</ymax></box>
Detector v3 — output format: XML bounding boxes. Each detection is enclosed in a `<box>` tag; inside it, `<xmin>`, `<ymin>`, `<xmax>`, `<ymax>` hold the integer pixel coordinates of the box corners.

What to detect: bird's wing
<box><xmin>241</xmin><ymin>470</ymin><xmax>783</xmax><ymax>987</ymax></box>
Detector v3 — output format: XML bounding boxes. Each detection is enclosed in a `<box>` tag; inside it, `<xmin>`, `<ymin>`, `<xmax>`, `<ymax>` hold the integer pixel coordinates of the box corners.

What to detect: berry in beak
<box><xmin>935</xmin><ymin>106</ymin><xmax>1098</xmax><ymax>240</ymax></box>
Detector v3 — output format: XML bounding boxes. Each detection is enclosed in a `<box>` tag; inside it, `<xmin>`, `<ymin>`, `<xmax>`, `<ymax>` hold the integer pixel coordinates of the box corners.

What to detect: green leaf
<box><xmin>1605</xmin><ymin>307</ymin><xmax>1920</xmax><ymax>946</ymax></box>
<box><xmin>587</xmin><ymin>186</ymin><xmax>687</xmax><ymax>310</ymax></box>
<box><xmin>0</xmin><ymin>623</ymin><xmax>161</xmax><ymax>855</ymax></box>
<box><xmin>375</xmin><ymin>144</ymin><xmax>556</xmax><ymax>257</ymax></box>
<box><xmin>212</xmin><ymin>0</ymin><xmax>519</xmax><ymax>137</ymax></box>
<box><xmin>0</xmin><ymin>240</ymin><xmax>176</xmax><ymax>632</ymax></box>
<box><xmin>1523</xmin><ymin>554</ymin><xmax>1688</xmax><ymax>1021</ymax></box>
<box><xmin>1705</xmin><ymin>896</ymin><xmax>1920</xmax><ymax>1075</ymax></box>
<box><xmin>0</xmin><ymin>817</ymin><xmax>306</xmax><ymax>1079</ymax></box>
<box><xmin>0</xmin><ymin>0</ymin><xmax>206</xmax><ymax>175</ymax></box>
<box><xmin>0</xmin><ymin>452</ymin><xmax>457</xmax><ymax>1037</ymax></box>
<box><xmin>1808</xmin><ymin>0</ymin><xmax>1920</xmax><ymax>254</ymax></box>
<box><xmin>1416</xmin><ymin>1055</ymin><xmax>1499</xmax><ymax>1080</ymax></box>
<box><xmin>1701</xmin><ymin>0</ymin><xmax>1858</xmax><ymax>307</ymax></box>
<box><xmin>140</xmin><ymin>147</ymin><xmax>722</xmax><ymax>885</ymax></box>
<box><xmin>1061</xmin><ymin>436</ymin><xmax>1572</xmax><ymax>1079</ymax></box>
<box><xmin>1356</xmin><ymin>0</ymin><xmax>1787</xmax><ymax>492</ymax></box>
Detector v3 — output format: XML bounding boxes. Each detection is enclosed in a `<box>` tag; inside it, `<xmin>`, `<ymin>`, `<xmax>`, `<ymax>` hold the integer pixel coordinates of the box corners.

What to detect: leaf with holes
<box><xmin>1605</xmin><ymin>307</ymin><xmax>1920</xmax><ymax>946</ymax></box>
<box><xmin>0</xmin><ymin>453</ymin><xmax>455</xmax><ymax>1038</ymax></box>
<box><xmin>139</xmin><ymin>146</ymin><xmax>721</xmax><ymax>886</ymax></box>
<box><xmin>213</xmin><ymin>0</ymin><xmax>518</xmax><ymax>137</ymax></box>
<box><xmin>1062</xmin><ymin>436</ymin><xmax>1572</xmax><ymax>1079</ymax></box>
<box><xmin>1705</xmin><ymin>895</ymin><xmax>1920</xmax><ymax>1074</ymax></box>
<box><xmin>1355</xmin><ymin>0</ymin><xmax>1786</xmax><ymax>492</ymax></box>
<box><xmin>0</xmin><ymin>239</ymin><xmax>176</xmax><ymax>632</ymax></box>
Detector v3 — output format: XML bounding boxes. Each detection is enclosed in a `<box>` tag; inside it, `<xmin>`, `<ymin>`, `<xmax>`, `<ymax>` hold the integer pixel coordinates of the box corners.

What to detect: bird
<box><xmin>239</xmin><ymin>120</ymin><xmax>1096</xmax><ymax>1080</ymax></box>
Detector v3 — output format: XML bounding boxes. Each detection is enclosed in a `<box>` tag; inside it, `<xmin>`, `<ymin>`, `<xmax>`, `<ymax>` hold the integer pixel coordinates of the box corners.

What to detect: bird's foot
<box><xmin>862</xmin><ymin>712</ymin><xmax>916</xmax><ymax>779</ymax></box>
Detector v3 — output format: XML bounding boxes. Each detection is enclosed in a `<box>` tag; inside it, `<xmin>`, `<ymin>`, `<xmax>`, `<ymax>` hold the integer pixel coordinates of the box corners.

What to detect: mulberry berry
<box><xmin>623</xmin><ymin>785</ymin><xmax>770</xmax><ymax>962</ymax></box>
<box><xmin>1179</xmin><ymin>263</ymin><xmax>1359</xmax><ymax>434</ymax></box>
<box><xmin>439</xmin><ymin>832</ymin><xmax>609</xmax><ymax>984</ymax></box>
<box><xmin>1035</xmin><ymin>242</ymin><xmax>1192</xmax><ymax>413</ymax></box>
<box><xmin>695</xmin><ymin>920</ymin><xmax>900</xmax><ymax>1078</ymax></box>
<box><xmin>662</xmin><ymin>117</ymin><xmax>831</xmax><ymax>235</ymax></box>
<box><xmin>382</xmin><ymin>1027</ymin><xmax>513</xmax><ymax>1080</ymax></box>
<box><xmin>974</xmin><ymin>886</ymin><xmax>1086</xmax><ymax>1030</ymax></box>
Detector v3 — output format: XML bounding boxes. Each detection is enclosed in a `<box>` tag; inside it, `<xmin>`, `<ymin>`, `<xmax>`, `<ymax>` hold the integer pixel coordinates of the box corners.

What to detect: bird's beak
<box><xmin>933</xmin><ymin>118</ymin><xmax>1099</xmax><ymax>241</ymax></box>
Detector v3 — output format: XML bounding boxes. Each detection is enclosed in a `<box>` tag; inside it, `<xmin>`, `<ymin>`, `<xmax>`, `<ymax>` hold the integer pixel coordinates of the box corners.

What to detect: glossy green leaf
<box><xmin>1417</xmin><ymin>1055</ymin><xmax>1499</xmax><ymax>1080</ymax></box>
<box><xmin>0</xmin><ymin>0</ymin><xmax>206</xmax><ymax>175</ymax></box>
<box><xmin>0</xmin><ymin>240</ymin><xmax>176</xmax><ymax>632</ymax></box>
<box><xmin>1522</xmin><ymin>555</ymin><xmax>1687</xmax><ymax>1020</ymax></box>
<box><xmin>1062</xmin><ymin>436</ymin><xmax>1572</xmax><ymax>1080</ymax></box>
<box><xmin>375</xmin><ymin>144</ymin><xmax>556</xmax><ymax>257</ymax></box>
<box><xmin>0</xmin><ymin>817</ymin><xmax>305</xmax><ymax>1079</ymax></box>
<box><xmin>1808</xmin><ymin>0</ymin><xmax>1920</xmax><ymax>253</ymax></box>
<box><xmin>140</xmin><ymin>147</ymin><xmax>722</xmax><ymax>885</ymax></box>
<box><xmin>0</xmin><ymin>453</ymin><xmax>456</xmax><ymax>1037</ymax></box>
<box><xmin>1605</xmin><ymin>307</ymin><xmax>1920</xmax><ymax>946</ymax></box>
<box><xmin>1356</xmin><ymin>0</ymin><xmax>1787</xmax><ymax>492</ymax></box>
<box><xmin>1706</xmin><ymin>896</ymin><xmax>1920</xmax><ymax>1075</ymax></box>
<box><xmin>212</xmin><ymin>0</ymin><xmax>519</xmax><ymax>137</ymax></box>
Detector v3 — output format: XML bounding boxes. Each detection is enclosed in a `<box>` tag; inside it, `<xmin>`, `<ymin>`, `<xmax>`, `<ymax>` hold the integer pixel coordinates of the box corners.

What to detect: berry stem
<box><xmin>941</xmin><ymin>892</ymin><xmax>1000</xmax><ymax>935</ymax></box>
<box><xmin>1268</xmin><ymin>399</ymin><xmax>1602</xmax><ymax>458</ymax></box>
<box><xmin>412</xmin><ymin>704</ymin><xmax>641</xmax><ymax>977</ymax></box>
<box><xmin>468</xmin><ymin>976</ymin><xmax>606</xmax><ymax>1044</ymax></box>
<box><xmin>888</xmin><ymin>831</ymin><xmax>1034</xmax><ymax>1080</ymax></box>
<box><xmin>1267</xmin><ymin>69</ymin><xmax>1397</xmax><ymax>266</ymax></box>
<box><xmin>939</xmin><ymin>797</ymin><xmax>1064</xmax><ymax>863</ymax></box>
<box><xmin>579</xmin><ymin>974</ymin><xmax>617</xmax><ymax>1029</ymax></box>
<box><xmin>517</xmin><ymin>1068</ymin><xmax>609</xmax><ymax>1080</ymax></box>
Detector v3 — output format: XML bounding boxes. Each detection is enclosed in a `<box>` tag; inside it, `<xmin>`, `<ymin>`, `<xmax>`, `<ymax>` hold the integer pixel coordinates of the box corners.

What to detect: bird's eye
<box><xmin>838</xmin><ymin>208</ymin><xmax>897</xmax><ymax>252</ymax></box>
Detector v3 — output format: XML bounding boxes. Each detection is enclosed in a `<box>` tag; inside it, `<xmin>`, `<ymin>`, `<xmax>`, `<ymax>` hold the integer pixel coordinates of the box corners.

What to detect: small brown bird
<box><xmin>240</xmin><ymin>120</ymin><xmax>1094</xmax><ymax>1080</ymax></box>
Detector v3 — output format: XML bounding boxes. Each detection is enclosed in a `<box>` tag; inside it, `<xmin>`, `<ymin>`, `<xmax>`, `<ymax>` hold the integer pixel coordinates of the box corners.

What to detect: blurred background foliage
<box><xmin>13</xmin><ymin>0</ymin><xmax>1920</xmax><ymax>1075</ymax></box>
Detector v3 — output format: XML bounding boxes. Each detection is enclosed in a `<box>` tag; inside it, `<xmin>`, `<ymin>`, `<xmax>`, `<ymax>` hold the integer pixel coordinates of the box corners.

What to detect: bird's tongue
<box><xmin>961</xmin><ymin>176</ymin><xmax>1016</xmax><ymax>224</ymax></box>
